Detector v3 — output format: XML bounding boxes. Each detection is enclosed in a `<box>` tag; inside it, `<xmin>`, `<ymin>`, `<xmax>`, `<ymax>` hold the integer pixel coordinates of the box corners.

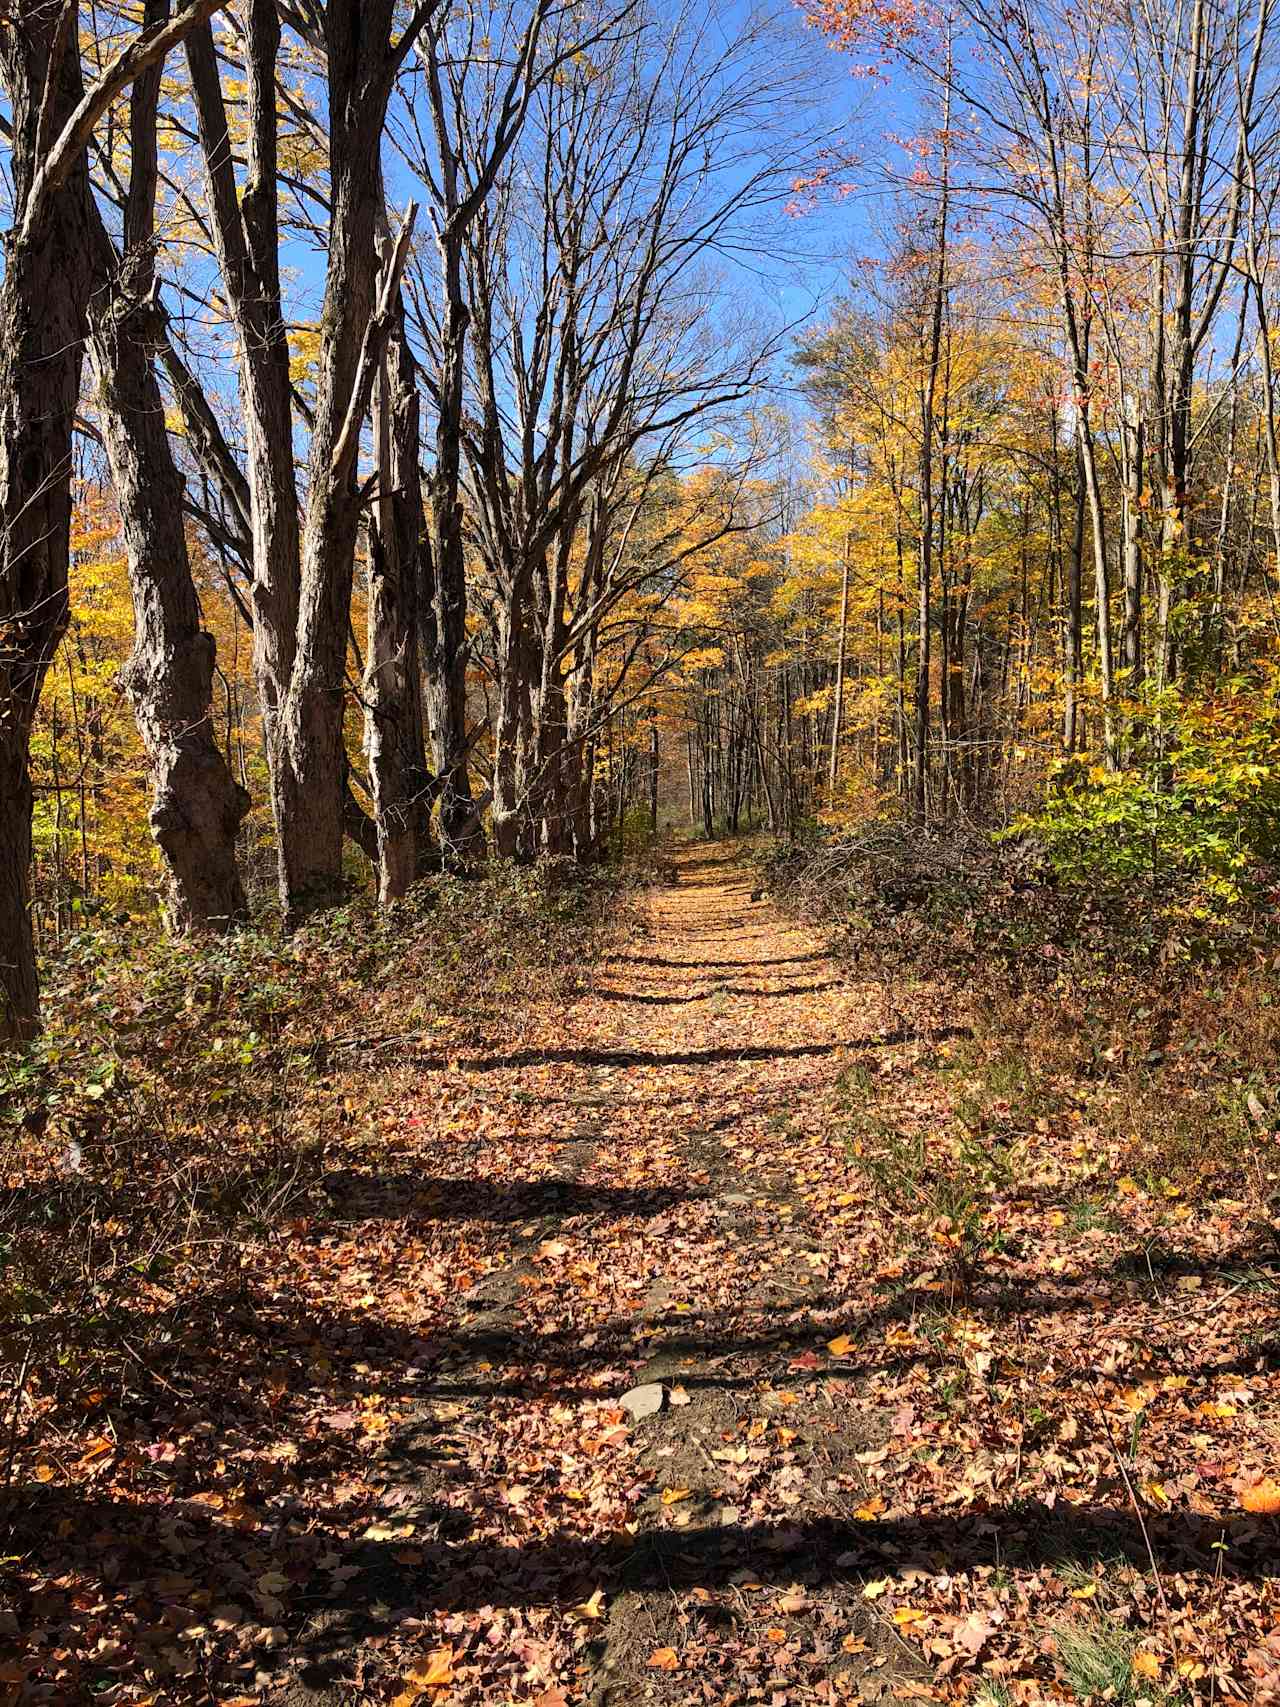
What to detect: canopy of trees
<box><xmin>3</xmin><ymin>0</ymin><xmax>1280</xmax><ymax>1012</ymax></box>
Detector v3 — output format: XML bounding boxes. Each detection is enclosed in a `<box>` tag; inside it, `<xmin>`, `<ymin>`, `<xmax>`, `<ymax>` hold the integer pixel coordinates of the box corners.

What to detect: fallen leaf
<box><xmin>392</xmin><ymin>1647</ymin><xmax>455</xmax><ymax>1706</ymax></box>
<box><xmin>647</xmin><ymin>1647</ymin><xmax>679</xmax><ymax>1670</ymax></box>
<box><xmin>1241</xmin><ymin>1477</ymin><xmax>1280</xmax><ymax>1515</ymax></box>
<box><xmin>953</xmin><ymin>1609</ymin><xmax>996</xmax><ymax>1656</ymax></box>
<box><xmin>571</xmin><ymin>1587</ymin><xmax>607</xmax><ymax>1621</ymax></box>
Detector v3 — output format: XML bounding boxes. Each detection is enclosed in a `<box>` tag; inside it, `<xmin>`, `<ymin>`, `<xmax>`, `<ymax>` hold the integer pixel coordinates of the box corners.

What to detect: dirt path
<box><xmin>282</xmin><ymin>831</ymin><xmax>1280</xmax><ymax>1705</ymax></box>
<box><xmin>287</xmin><ymin>843</ymin><xmax>925</xmax><ymax>1705</ymax></box>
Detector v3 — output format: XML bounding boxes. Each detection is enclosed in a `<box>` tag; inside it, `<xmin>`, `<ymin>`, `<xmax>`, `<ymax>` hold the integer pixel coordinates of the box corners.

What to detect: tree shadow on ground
<box><xmin>421</xmin><ymin>1027</ymin><xmax>970</xmax><ymax>1073</ymax></box>
<box><xmin>320</xmin><ymin>1173</ymin><xmax>705</xmax><ymax>1223</ymax></box>
<box><xmin>592</xmin><ymin>981</ymin><xmax>843</xmax><ymax>1004</ymax></box>
<box><xmin>610</xmin><ymin>954</ymin><xmax>829</xmax><ymax>970</ymax></box>
<box><xmin>7</xmin><ymin>1484</ymin><xmax>1272</xmax><ymax>1699</ymax></box>
<box><xmin>6</xmin><ymin>1238</ymin><xmax>1277</xmax><ymax>1701</ymax></box>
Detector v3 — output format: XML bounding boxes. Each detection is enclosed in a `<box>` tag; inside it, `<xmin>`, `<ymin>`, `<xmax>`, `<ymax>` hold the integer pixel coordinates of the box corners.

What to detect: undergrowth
<box><xmin>756</xmin><ymin>819</ymin><xmax>1280</xmax><ymax>1270</ymax></box>
<box><xmin>0</xmin><ymin>858</ymin><xmax>624</xmax><ymax>1488</ymax></box>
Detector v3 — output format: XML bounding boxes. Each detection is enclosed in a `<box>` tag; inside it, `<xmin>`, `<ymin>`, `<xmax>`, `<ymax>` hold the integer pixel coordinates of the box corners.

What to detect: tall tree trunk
<box><xmin>1064</xmin><ymin>434</ymin><xmax>1085</xmax><ymax>751</ymax></box>
<box><xmin>0</xmin><ymin>7</ymin><xmax>97</xmax><ymax>1038</ymax></box>
<box><xmin>424</xmin><ymin>249</ymin><xmax>480</xmax><ymax>855</ymax></box>
<box><xmin>649</xmin><ymin>713</ymin><xmax>660</xmax><ymax>833</ymax></box>
<box><xmin>492</xmin><ymin>592</ymin><xmax>531</xmax><ymax>858</ymax></box>
<box><xmin>187</xmin><ymin>5</ymin><xmax>301</xmax><ymax>899</ymax></box>
<box><xmin>1</xmin><ymin>0</ymin><xmax>222</xmax><ymax>1036</ymax></box>
<box><xmin>914</xmin><ymin>71</ymin><xmax>950</xmax><ymax>822</ymax></box>
<box><xmin>88</xmin><ymin>265</ymin><xmax>250</xmax><ymax>927</ymax></box>
<box><xmin>828</xmin><ymin>528</ymin><xmax>851</xmax><ymax>795</ymax></box>
<box><xmin>365</xmin><ymin>283</ymin><xmax>429</xmax><ymax>903</ymax></box>
<box><xmin>1119</xmin><ymin>393</ymin><xmax>1145</xmax><ymax>688</ymax></box>
<box><xmin>279</xmin><ymin>5</ymin><xmax>419</xmax><ymax>917</ymax></box>
<box><xmin>86</xmin><ymin>1</ymin><xmax>248</xmax><ymax>930</ymax></box>
<box><xmin>567</xmin><ymin>624</ymin><xmax>599</xmax><ymax>859</ymax></box>
<box><xmin>1077</xmin><ymin>413</ymin><xmax>1116</xmax><ymax>761</ymax></box>
<box><xmin>1162</xmin><ymin>0</ymin><xmax>1208</xmax><ymax>563</ymax></box>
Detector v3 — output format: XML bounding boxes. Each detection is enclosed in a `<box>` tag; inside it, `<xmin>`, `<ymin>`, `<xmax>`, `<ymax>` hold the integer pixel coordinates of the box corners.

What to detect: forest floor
<box><xmin>6</xmin><ymin>842</ymin><xmax>1280</xmax><ymax>1705</ymax></box>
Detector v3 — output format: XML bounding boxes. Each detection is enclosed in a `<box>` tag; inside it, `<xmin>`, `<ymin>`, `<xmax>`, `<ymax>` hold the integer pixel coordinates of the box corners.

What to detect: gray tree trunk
<box><xmin>0</xmin><ymin>0</ymin><xmax>221</xmax><ymax>1037</ymax></box>
<box><xmin>424</xmin><ymin>272</ymin><xmax>481</xmax><ymax>856</ymax></box>
<box><xmin>278</xmin><ymin>1</ymin><xmax>421</xmax><ymax>918</ymax></box>
<box><xmin>187</xmin><ymin>6</ymin><xmax>301</xmax><ymax>899</ymax></box>
<box><xmin>86</xmin><ymin>3</ymin><xmax>248</xmax><ymax>930</ymax></box>
<box><xmin>365</xmin><ymin>288</ymin><xmax>429</xmax><ymax>903</ymax></box>
<box><xmin>88</xmin><ymin>275</ymin><xmax>250</xmax><ymax>928</ymax></box>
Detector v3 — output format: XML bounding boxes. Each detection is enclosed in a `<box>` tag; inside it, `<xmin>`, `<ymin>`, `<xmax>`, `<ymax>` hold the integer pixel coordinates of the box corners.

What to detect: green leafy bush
<box><xmin>1008</xmin><ymin>670</ymin><xmax>1280</xmax><ymax>906</ymax></box>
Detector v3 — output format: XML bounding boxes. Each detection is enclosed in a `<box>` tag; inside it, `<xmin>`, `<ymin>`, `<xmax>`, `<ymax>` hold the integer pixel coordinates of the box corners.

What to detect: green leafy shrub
<box><xmin>1008</xmin><ymin>670</ymin><xmax>1280</xmax><ymax>906</ymax></box>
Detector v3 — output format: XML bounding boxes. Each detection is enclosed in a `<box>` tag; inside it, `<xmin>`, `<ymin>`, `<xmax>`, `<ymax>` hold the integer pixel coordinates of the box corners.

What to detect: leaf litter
<box><xmin>3</xmin><ymin>845</ymin><xmax>1279</xmax><ymax>1704</ymax></box>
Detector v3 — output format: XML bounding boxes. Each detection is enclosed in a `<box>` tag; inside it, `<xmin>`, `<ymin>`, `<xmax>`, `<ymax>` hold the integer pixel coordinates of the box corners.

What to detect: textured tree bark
<box><xmin>530</xmin><ymin>529</ymin><xmax>572</xmax><ymax>855</ymax></box>
<box><xmin>828</xmin><ymin>528</ymin><xmax>851</xmax><ymax>794</ymax></box>
<box><xmin>365</xmin><ymin>290</ymin><xmax>429</xmax><ymax>904</ymax></box>
<box><xmin>424</xmin><ymin>273</ymin><xmax>480</xmax><ymax>856</ymax></box>
<box><xmin>277</xmin><ymin>0</ymin><xmax>420</xmax><ymax>918</ymax></box>
<box><xmin>491</xmin><ymin>595</ymin><xmax>538</xmax><ymax>858</ymax></box>
<box><xmin>649</xmin><ymin>715</ymin><xmax>659</xmax><ymax>833</ymax></box>
<box><xmin>1119</xmin><ymin>398</ymin><xmax>1145</xmax><ymax>687</ymax></box>
<box><xmin>0</xmin><ymin>6</ymin><xmax>95</xmax><ymax>1040</ymax></box>
<box><xmin>86</xmin><ymin>0</ymin><xmax>248</xmax><ymax>930</ymax></box>
<box><xmin>0</xmin><ymin>743</ymin><xmax>39</xmax><ymax>1043</ymax></box>
<box><xmin>1</xmin><ymin>0</ymin><xmax>226</xmax><ymax>1038</ymax></box>
<box><xmin>413</xmin><ymin>6</ymin><xmax>559</xmax><ymax>859</ymax></box>
<box><xmin>88</xmin><ymin>269</ymin><xmax>250</xmax><ymax>928</ymax></box>
<box><xmin>914</xmin><ymin>78</ymin><xmax>950</xmax><ymax>825</ymax></box>
<box><xmin>187</xmin><ymin>6</ymin><xmax>300</xmax><ymax>897</ymax></box>
<box><xmin>1063</xmin><ymin>437</ymin><xmax>1085</xmax><ymax>753</ymax></box>
<box><xmin>565</xmin><ymin>614</ymin><xmax>599</xmax><ymax>859</ymax></box>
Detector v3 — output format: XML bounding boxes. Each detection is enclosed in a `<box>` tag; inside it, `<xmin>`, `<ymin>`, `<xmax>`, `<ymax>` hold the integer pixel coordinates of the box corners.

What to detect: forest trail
<box><xmin>15</xmin><ymin>843</ymin><xmax>1279</xmax><ymax>1703</ymax></box>
<box><xmin>289</xmin><ymin>842</ymin><xmax>925</xmax><ymax>1705</ymax></box>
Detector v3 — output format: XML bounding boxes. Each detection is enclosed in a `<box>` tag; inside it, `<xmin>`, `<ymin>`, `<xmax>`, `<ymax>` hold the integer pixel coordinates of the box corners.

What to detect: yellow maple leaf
<box><xmin>392</xmin><ymin>1647</ymin><xmax>454</xmax><ymax>1707</ymax></box>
